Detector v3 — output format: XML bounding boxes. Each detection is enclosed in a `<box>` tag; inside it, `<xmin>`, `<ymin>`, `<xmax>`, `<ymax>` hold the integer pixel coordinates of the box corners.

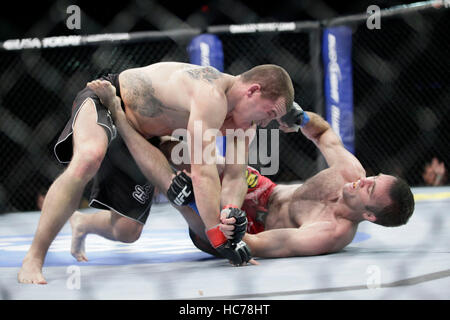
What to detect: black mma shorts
<box><xmin>54</xmin><ymin>73</ymin><xmax>155</xmax><ymax>224</ymax></box>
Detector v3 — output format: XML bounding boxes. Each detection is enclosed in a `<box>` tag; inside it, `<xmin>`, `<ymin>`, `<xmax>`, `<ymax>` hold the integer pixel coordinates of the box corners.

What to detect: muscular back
<box><xmin>118</xmin><ymin>62</ymin><xmax>233</xmax><ymax>137</ymax></box>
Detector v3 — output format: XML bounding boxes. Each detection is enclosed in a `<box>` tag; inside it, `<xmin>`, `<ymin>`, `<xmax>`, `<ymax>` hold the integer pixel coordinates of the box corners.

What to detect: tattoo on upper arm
<box><xmin>185</xmin><ymin>66</ymin><xmax>222</xmax><ymax>84</ymax></box>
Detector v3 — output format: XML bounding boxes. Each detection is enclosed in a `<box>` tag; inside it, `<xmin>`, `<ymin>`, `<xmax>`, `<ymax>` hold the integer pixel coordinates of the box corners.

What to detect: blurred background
<box><xmin>0</xmin><ymin>0</ymin><xmax>449</xmax><ymax>213</ymax></box>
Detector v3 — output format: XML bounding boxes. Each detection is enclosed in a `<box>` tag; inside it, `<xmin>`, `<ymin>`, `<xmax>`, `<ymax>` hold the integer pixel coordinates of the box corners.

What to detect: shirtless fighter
<box><xmin>18</xmin><ymin>62</ymin><xmax>294</xmax><ymax>284</ymax></box>
<box><xmin>161</xmin><ymin>109</ymin><xmax>416</xmax><ymax>259</ymax></box>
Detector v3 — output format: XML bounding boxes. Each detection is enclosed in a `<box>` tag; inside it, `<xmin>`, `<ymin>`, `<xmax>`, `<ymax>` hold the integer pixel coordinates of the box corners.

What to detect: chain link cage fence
<box><xmin>0</xmin><ymin>2</ymin><xmax>449</xmax><ymax>213</ymax></box>
<box><xmin>348</xmin><ymin>5</ymin><xmax>450</xmax><ymax>187</ymax></box>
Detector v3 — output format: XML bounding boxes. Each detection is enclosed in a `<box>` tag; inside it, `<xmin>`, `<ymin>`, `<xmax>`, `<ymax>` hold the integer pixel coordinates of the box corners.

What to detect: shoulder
<box><xmin>181</xmin><ymin>65</ymin><xmax>225</xmax><ymax>86</ymax></box>
<box><xmin>335</xmin><ymin>162</ymin><xmax>366</xmax><ymax>183</ymax></box>
<box><xmin>182</xmin><ymin>68</ymin><xmax>228</xmax><ymax>101</ymax></box>
<box><xmin>328</xmin><ymin>220</ymin><xmax>358</xmax><ymax>253</ymax></box>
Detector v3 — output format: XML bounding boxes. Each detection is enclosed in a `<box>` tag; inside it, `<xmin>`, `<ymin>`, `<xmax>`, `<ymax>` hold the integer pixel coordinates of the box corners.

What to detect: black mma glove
<box><xmin>206</xmin><ymin>224</ymin><xmax>252</xmax><ymax>266</ymax></box>
<box><xmin>221</xmin><ymin>205</ymin><xmax>247</xmax><ymax>243</ymax></box>
<box><xmin>167</xmin><ymin>171</ymin><xmax>194</xmax><ymax>206</ymax></box>
<box><xmin>215</xmin><ymin>240</ymin><xmax>252</xmax><ymax>266</ymax></box>
<box><xmin>280</xmin><ymin>101</ymin><xmax>306</xmax><ymax>128</ymax></box>
<box><xmin>269</xmin><ymin>101</ymin><xmax>310</xmax><ymax>131</ymax></box>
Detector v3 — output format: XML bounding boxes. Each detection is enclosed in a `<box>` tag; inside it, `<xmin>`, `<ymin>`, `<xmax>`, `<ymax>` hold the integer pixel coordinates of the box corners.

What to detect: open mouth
<box><xmin>351</xmin><ymin>180</ymin><xmax>361</xmax><ymax>189</ymax></box>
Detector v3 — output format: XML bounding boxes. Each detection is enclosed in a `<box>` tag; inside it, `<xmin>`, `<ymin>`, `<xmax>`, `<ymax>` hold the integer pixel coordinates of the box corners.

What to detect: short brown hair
<box><xmin>366</xmin><ymin>176</ymin><xmax>415</xmax><ymax>227</ymax></box>
<box><xmin>240</xmin><ymin>64</ymin><xmax>294</xmax><ymax>112</ymax></box>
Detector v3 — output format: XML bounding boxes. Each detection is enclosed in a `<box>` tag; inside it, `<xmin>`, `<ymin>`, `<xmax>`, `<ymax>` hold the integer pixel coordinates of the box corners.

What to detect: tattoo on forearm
<box><xmin>185</xmin><ymin>66</ymin><xmax>222</xmax><ymax>84</ymax></box>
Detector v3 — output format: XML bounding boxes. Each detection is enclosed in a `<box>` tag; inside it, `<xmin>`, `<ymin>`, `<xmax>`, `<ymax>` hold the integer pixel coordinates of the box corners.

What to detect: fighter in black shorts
<box><xmin>55</xmin><ymin>74</ymin><xmax>156</xmax><ymax>225</ymax></box>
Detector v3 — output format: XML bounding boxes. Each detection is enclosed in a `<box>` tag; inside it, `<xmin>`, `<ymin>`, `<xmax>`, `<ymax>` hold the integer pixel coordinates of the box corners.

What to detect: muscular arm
<box><xmin>243</xmin><ymin>224</ymin><xmax>342</xmax><ymax>257</ymax></box>
<box><xmin>220</xmin><ymin>164</ymin><xmax>247</xmax><ymax>208</ymax></box>
<box><xmin>188</xmin><ymin>87</ymin><xmax>228</xmax><ymax>229</ymax></box>
<box><xmin>301</xmin><ymin>112</ymin><xmax>365</xmax><ymax>177</ymax></box>
<box><xmin>220</xmin><ymin>130</ymin><xmax>255</xmax><ymax>208</ymax></box>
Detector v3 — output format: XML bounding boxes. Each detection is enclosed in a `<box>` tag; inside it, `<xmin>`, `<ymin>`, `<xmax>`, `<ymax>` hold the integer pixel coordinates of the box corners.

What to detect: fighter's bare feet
<box><xmin>86</xmin><ymin>80</ymin><xmax>123</xmax><ymax>120</ymax></box>
<box><xmin>18</xmin><ymin>257</ymin><xmax>48</xmax><ymax>285</ymax></box>
<box><xmin>70</xmin><ymin>211</ymin><xmax>88</xmax><ymax>262</ymax></box>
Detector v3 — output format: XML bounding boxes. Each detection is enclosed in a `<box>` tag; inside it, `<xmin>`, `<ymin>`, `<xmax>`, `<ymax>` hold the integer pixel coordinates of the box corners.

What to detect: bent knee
<box><xmin>69</xmin><ymin>147</ymin><xmax>106</xmax><ymax>180</ymax></box>
<box><xmin>115</xmin><ymin>229</ymin><xmax>142</xmax><ymax>243</ymax></box>
<box><xmin>113</xmin><ymin>219</ymin><xmax>143</xmax><ymax>243</ymax></box>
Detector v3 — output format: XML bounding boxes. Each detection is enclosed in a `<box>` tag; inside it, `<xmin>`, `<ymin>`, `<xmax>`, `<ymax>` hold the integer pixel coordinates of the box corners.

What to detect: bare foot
<box><xmin>70</xmin><ymin>211</ymin><xmax>88</xmax><ymax>262</ymax></box>
<box><xmin>86</xmin><ymin>80</ymin><xmax>123</xmax><ymax>120</ymax></box>
<box><xmin>18</xmin><ymin>257</ymin><xmax>48</xmax><ymax>284</ymax></box>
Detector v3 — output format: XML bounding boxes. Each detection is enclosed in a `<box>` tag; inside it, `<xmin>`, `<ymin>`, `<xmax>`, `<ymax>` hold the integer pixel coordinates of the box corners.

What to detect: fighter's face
<box><xmin>233</xmin><ymin>89</ymin><xmax>286</xmax><ymax>129</ymax></box>
<box><xmin>255</xmin><ymin>97</ymin><xmax>287</xmax><ymax>128</ymax></box>
<box><xmin>343</xmin><ymin>174</ymin><xmax>395</xmax><ymax>213</ymax></box>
